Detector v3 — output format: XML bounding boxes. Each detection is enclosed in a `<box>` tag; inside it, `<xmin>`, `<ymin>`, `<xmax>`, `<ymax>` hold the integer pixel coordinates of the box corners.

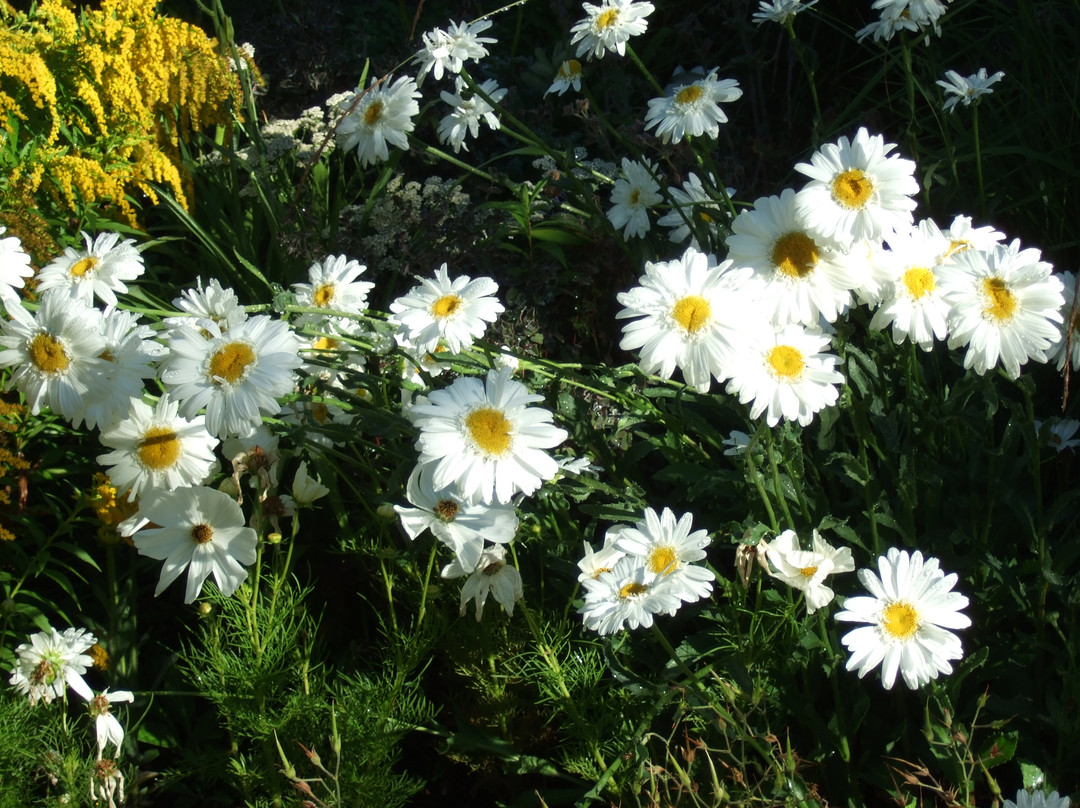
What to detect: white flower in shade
<box><xmin>35</xmin><ymin>231</ymin><xmax>144</xmax><ymax>306</ymax></box>
<box><xmin>794</xmin><ymin>127</ymin><xmax>919</xmax><ymax>247</ymax></box>
<box><xmin>291</xmin><ymin>254</ymin><xmax>374</xmax><ymax>328</ymax></box>
<box><xmin>644</xmin><ymin>68</ymin><xmax>742</xmax><ymax>144</ymax></box>
<box><xmin>856</xmin><ymin>0</ymin><xmax>949</xmax><ymax>43</ymax></box>
<box><xmin>437</xmin><ymin>78</ymin><xmax>506</xmax><ymax>153</ymax></box>
<box><xmin>607</xmin><ymin>157</ymin><xmax>663</xmax><ymax>239</ymax></box>
<box><xmin>335</xmin><ymin>75</ymin><xmax>421</xmax><ymax>168</ymax></box>
<box><xmin>570</xmin><ymin>0</ymin><xmax>655</xmax><ymax>60</ymax></box>
<box><xmin>546</xmin><ymin>59</ymin><xmax>583</xmax><ymax>96</ymax></box>
<box><xmin>8</xmin><ymin>626</ymin><xmax>96</xmax><ymax>705</ymax></box>
<box><xmin>90</xmin><ymin>759</ymin><xmax>125</xmax><ymax>808</ymax></box>
<box><xmin>576</xmin><ymin>538</ymin><xmax>626</xmax><ymax>582</ymax></box>
<box><xmin>413</xmin><ymin>18</ymin><xmax>496</xmax><ymax>83</ymax></box>
<box><xmin>161</xmin><ymin>315</ymin><xmax>303</xmax><ymax>438</ymax></box>
<box><xmin>396</xmin><ymin>464</ymin><xmax>518</xmax><ymax>573</ymax></box>
<box><xmin>939</xmin><ymin>239</ymin><xmax>1065</xmax><ymax>378</ymax></box>
<box><xmin>1049</xmin><ymin>271</ymin><xmax>1080</xmax><ymax>372</ymax></box>
<box><xmin>835</xmin><ymin>547</ymin><xmax>971</xmax><ymax>690</ymax></box>
<box><xmin>291</xmin><ymin>460</ymin><xmax>330</xmax><ymax>505</ymax></box>
<box><xmin>723</xmin><ymin>429</ymin><xmax>751</xmax><ymax>455</ymax></box>
<box><xmin>867</xmin><ymin>227</ymin><xmax>952</xmax><ymax>350</ymax></box>
<box><xmin>764</xmin><ymin>529</ymin><xmax>854</xmax><ymax>614</ymax></box>
<box><xmin>224</xmin><ymin>424</ymin><xmax>281</xmax><ymax>499</ymax></box>
<box><xmin>1005</xmin><ymin>790</ymin><xmax>1071</xmax><ymax>808</ymax></box>
<box><xmin>166</xmin><ymin>277</ymin><xmax>247</xmax><ymax>336</ymax></box>
<box><xmin>0</xmin><ymin>294</ymin><xmax>105</xmax><ymax>423</ymax></box>
<box><xmin>728</xmin><ymin>187</ymin><xmax>861</xmax><ymax>326</ymax></box>
<box><xmin>127</xmin><ymin>485</ymin><xmax>258</xmax><ymax>603</ymax></box>
<box><xmin>409</xmin><ymin>367</ymin><xmax>568</xmax><ymax>505</ymax></box>
<box><xmin>612</xmin><ymin>506</ymin><xmax>716</xmax><ymax>603</ymax></box>
<box><xmin>579</xmin><ymin>555</ymin><xmax>683</xmax><ymax>635</ymax></box>
<box><xmin>725</xmin><ymin>322</ymin><xmax>844</xmax><ymax>427</ymax></box>
<box><xmin>1036</xmin><ymin>419</ymin><xmax>1080</xmax><ymax>453</ymax></box>
<box><xmin>88</xmin><ymin>689</ymin><xmax>134</xmax><ymax>758</ymax></box>
<box><xmin>83</xmin><ymin>307</ymin><xmax>164</xmax><ymax>432</ymax></box>
<box><xmin>656</xmin><ymin>173</ymin><xmax>731</xmax><ymax>246</ymax></box>
<box><xmin>389</xmin><ymin>263</ymin><xmax>504</xmax><ymax>354</ymax></box>
<box><xmin>937</xmin><ymin>68</ymin><xmax>1003</xmax><ymax>112</ymax></box>
<box><xmin>616</xmin><ymin>246</ymin><xmax>756</xmax><ymax>392</ymax></box>
<box><xmin>446</xmin><ymin>544</ymin><xmax>523</xmax><ymax>621</ymax></box>
<box><xmin>752</xmin><ymin>0</ymin><xmax>818</xmax><ymax>25</ymax></box>
<box><xmin>97</xmin><ymin>395</ymin><xmax>220</xmax><ymax>501</ymax></box>
<box><xmin>0</xmin><ymin>226</ymin><xmax>33</xmax><ymax>300</ymax></box>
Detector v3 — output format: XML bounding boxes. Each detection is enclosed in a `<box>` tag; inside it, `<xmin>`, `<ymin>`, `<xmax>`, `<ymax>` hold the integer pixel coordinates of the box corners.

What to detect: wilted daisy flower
<box><xmin>764</xmin><ymin>529</ymin><xmax>854</xmax><ymax>614</ymax></box>
<box><xmin>644</xmin><ymin>68</ymin><xmax>742</xmax><ymax>144</ymax></box>
<box><xmin>1005</xmin><ymin>790</ymin><xmax>1072</xmax><ymax>808</ymax></box>
<box><xmin>794</xmin><ymin>127</ymin><xmax>919</xmax><ymax>247</ymax></box>
<box><xmin>725</xmin><ymin>322</ymin><xmax>844</xmax><ymax>427</ymax></box>
<box><xmin>90</xmin><ymin>760</ymin><xmax>125</xmax><ymax>808</ymax></box>
<box><xmin>579</xmin><ymin>555</ymin><xmax>682</xmax><ymax>635</ymax></box>
<box><xmin>83</xmin><ymin>307</ymin><xmax>164</xmax><ymax>432</ymax></box>
<box><xmin>867</xmin><ymin>227</ymin><xmax>952</xmax><ymax>350</ymax></box>
<box><xmin>395</xmin><ymin>464</ymin><xmax>519</xmax><ymax>573</ymax></box>
<box><xmin>88</xmin><ymin>689</ymin><xmax>134</xmax><ymax>759</ymax></box>
<box><xmin>728</xmin><ymin>187</ymin><xmax>860</xmax><ymax>326</ymax></box>
<box><xmin>409</xmin><ymin>367</ymin><xmax>568</xmax><ymax>505</ymax></box>
<box><xmin>546</xmin><ymin>59</ymin><xmax>583</xmax><ymax>96</ymax></box>
<box><xmin>9</xmin><ymin>626</ymin><xmax>96</xmax><ymax>705</ymax></box>
<box><xmin>612</xmin><ymin>506</ymin><xmax>716</xmax><ymax>603</ymax></box>
<box><xmin>335</xmin><ymin>75</ymin><xmax>421</xmax><ymax>168</ymax></box>
<box><xmin>437</xmin><ymin>78</ymin><xmax>507</xmax><ymax>153</ymax></box>
<box><xmin>291</xmin><ymin>254</ymin><xmax>374</xmax><ymax>332</ymax></box>
<box><xmin>166</xmin><ymin>277</ymin><xmax>248</xmax><ymax>336</ymax></box>
<box><xmin>35</xmin><ymin>231</ymin><xmax>144</xmax><ymax>307</ymax></box>
<box><xmin>445</xmin><ymin>544</ymin><xmax>523</xmax><ymax>621</ymax></box>
<box><xmin>937</xmin><ymin>68</ymin><xmax>1004</xmax><ymax>112</ymax></box>
<box><xmin>1049</xmin><ymin>271</ymin><xmax>1079</xmax><ymax>372</ymax></box>
<box><xmin>656</xmin><ymin>173</ymin><xmax>730</xmax><ymax>246</ymax></box>
<box><xmin>413</xmin><ymin>18</ymin><xmax>496</xmax><ymax>83</ymax></box>
<box><xmin>939</xmin><ymin>239</ymin><xmax>1065</xmax><ymax>378</ymax></box>
<box><xmin>752</xmin><ymin>0</ymin><xmax>818</xmax><ymax>25</ymax></box>
<box><xmin>97</xmin><ymin>395</ymin><xmax>220</xmax><ymax>501</ymax></box>
<box><xmin>616</xmin><ymin>246</ymin><xmax>756</xmax><ymax>392</ymax></box>
<box><xmin>161</xmin><ymin>315</ymin><xmax>303</xmax><ymax>438</ymax></box>
<box><xmin>389</xmin><ymin>263</ymin><xmax>504</xmax><ymax>355</ymax></box>
<box><xmin>836</xmin><ymin>547</ymin><xmax>971</xmax><ymax>690</ymax></box>
<box><xmin>0</xmin><ymin>226</ymin><xmax>33</xmax><ymax>300</ymax></box>
<box><xmin>607</xmin><ymin>157</ymin><xmax>663</xmax><ymax>240</ymax></box>
<box><xmin>570</xmin><ymin>0</ymin><xmax>655</xmax><ymax>60</ymax></box>
<box><xmin>0</xmin><ymin>294</ymin><xmax>105</xmax><ymax>423</ymax></box>
<box><xmin>126</xmin><ymin>485</ymin><xmax>258</xmax><ymax>603</ymax></box>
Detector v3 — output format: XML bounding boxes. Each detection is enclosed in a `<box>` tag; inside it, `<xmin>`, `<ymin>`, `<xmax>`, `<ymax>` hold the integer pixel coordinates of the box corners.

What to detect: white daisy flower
<box><xmin>725</xmin><ymin>322</ymin><xmax>845</xmax><ymax>427</ymax></box>
<box><xmin>546</xmin><ymin>59</ymin><xmax>583</xmax><ymax>96</ymax></box>
<box><xmin>445</xmin><ymin>544</ymin><xmax>523</xmax><ymax>621</ymax></box>
<box><xmin>752</xmin><ymin>0</ymin><xmax>818</xmax><ymax>25</ymax></box>
<box><xmin>579</xmin><ymin>555</ymin><xmax>683</xmax><ymax>635</ymax></box>
<box><xmin>727</xmin><ymin>187</ymin><xmax>861</xmax><ymax>326</ymax></box>
<box><xmin>409</xmin><ymin>367</ymin><xmax>568</xmax><ymax>505</ymax></box>
<box><xmin>0</xmin><ymin>226</ymin><xmax>34</xmax><ymax>300</ymax></box>
<box><xmin>0</xmin><ymin>294</ymin><xmax>105</xmax><ymax>423</ymax></box>
<box><xmin>83</xmin><ymin>307</ymin><xmax>164</xmax><ymax>432</ymax></box>
<box><xmin>1049</xmin><ymin>270</ymin><xmax>1079</xmax><ymax>372</ymax></box>
<box><xmin>160</xmin><ymin>315</ymin><xmax>304</xmax><ymax>438</ymax></box>
<box><xmin>1036</xmin><ymin>418</ymin><xmax>1080</xmax><ymax>453</ymax></box>
<box><xmin>867</xmin><ymin>227</ymin><xmax>952</xmax><ymax>350</ymax></box>
<box><xmin>616</xmin><ymin>246</ymin><xmax>756</xmax><ymax>392</ymax></box>
<box><xmin>437</xmin><ymin>78</ymin><xmax>507</xmax><ymax>153</ymax></box>
<box><xmin>937</xmin><ymin>214</ymin><xmax>1005</xmax><ymax>262</ymax></box>
<box><xmin>335</xmin><ymin>75</ymin><xmax>421</xmax><ymax>168</ymax></box>
<box><xmin>570</xmin><ymin>0</ymin><xmax>655</xmax><ymax>60</ymax></box>
<box><xmin>126</xmin><ymin>485</ymin><xmax>258</xmax><ymax>603</ymax></box>
<box><xmin>939</xmin><ymin>239</ymin><xmax>1065</xmax><ymax>378</ymax></box>
<box><xmin>857</xmin><ymin>0</ymin><xmax>949</xmax><ymax>43</ymax></box>
<box><xmin>644</xmin><ymin>68</ymin><xmax>742</xmax><ymax>144</ymax></box>
<box><xmin>97</xmin><ymin>395</ymin><xmax>220</xmax><ymax>501</ymax></box>
<box><xmin>389</xmin><ymin>263</ymin><xmax>504</xmax><ymax>355</ymax></box>
<box><xmin>413</xmin><ymin>18</ymin><xmax>496</xmax><ymax>83</ymax></box>
<box><xmin>611</xmin><ymin>506</ymin><xmax>716</xmax><ymax>603</ymax></box>
<box><xmin>396</xmin><ymin>464</ymin><xmax>518</xmax><ymax>574</ymax></box>
<box><xmin>8</xmin><ymin>626</ymin><xmax>96</xmax><ymax>705</ymax></box>
<box><xmin>166</xmin><ymin>277</ymin><xmax>248</xmax><ymax>336</ymax></box>
<box><xmin>937</xmin><ymin>68</ymin><xmax>1004</xmax><ymax>112</ymax></box>
<box><xmin>88</xmin><ymin>689</ymin><xmax>135</xmax><ymax>759</ymax></box>
<box><xmin>35</xmin><ymin>231</ymin><xmax>144</xmax><ymax>307</ymax></box>
<box><xmin>764</xmin><ymin>529</ymin><xmax>854</xmax><ymax>614</ymax></box>
<box><xmin>656</xmin><ymin>172</ymin><xmax>731</xmax><ymax>246</ymax></box>
<box><xmin>576</xmin><ymin>538</ymin><xmax>626</xmax><ymax>582</ymax></box>
<box><xmin>835</xmin><ymin>547</ymin><xmax>971</xmax><ymax>690</ymax></box>
<box><xmin>606</xmin><ymin>157</ymin><xmax>663</xmax><ymax>239</ymax></box>
<box><xmin>794</xmin><ymin>127</ymin><xmax>919</xmax><ymax>247</ymax></box>
<box><xmin>1005</xmin><ymin>790</ymin><xmax>1071</xmax><ymax>808</ymax></box>
<box><xmin>291</xmin><ymin>460</ymin><xmax>330</xmax><ymax>505</ymax></box>
<box><xmin>291</xmin><ymin>254</ymin><xmax>374</xmax><ymax>330</ymax></box>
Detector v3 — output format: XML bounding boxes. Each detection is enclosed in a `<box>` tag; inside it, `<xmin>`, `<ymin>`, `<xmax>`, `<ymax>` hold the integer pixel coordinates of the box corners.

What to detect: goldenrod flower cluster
<box><xmin>0</xmin><ymin>0</ymin><xmax>243</xmax><ymax>229</ymax></box>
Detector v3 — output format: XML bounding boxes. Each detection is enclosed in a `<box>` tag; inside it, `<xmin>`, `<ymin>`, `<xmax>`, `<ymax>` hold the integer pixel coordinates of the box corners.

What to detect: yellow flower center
<box><xmin>592</xmin><ymin>566</ymin><xmax>612</xmax><ymax>579</ymax></box>
<box><xmin>629</xmin><ymin>188</ymin><xmax>642</xmax><ymax>205</ymax></box>
<box><xmin>69</xmin><ymin>256</ymin><xmax>100</xmax><ymax>278</ymax></box>
<box><xmin>648</xmin><ymin>546</ymin><xmax>677</xmax><ymax>575</ymax></box>
<box><xmin>881</xmin><ymin>600</ymin><xmax>920</xmax><ymax>640</ymax></box>
<box><xmin>944</xmin><ymin>239</ymin><xmax>971</xmax><ymax>259</ymax></box>
<box><xmin>559</xmin><ymin>59</ymin><xmax>582</xmax><ymax>79</ymax></box>
<box><xmin>982</xmin><ymin>277</ymin><xmax>1017</xmax><ymax>321</ymax></box>
<box><xmin>618</xmin><ymin>581</ymin><xmax>648</xmax><ymax>598</ymax></box>
<box><xmin>675</xmin><ymin>84</ymin><xmax>705</xmax><ymax>105</ymax></box>
<box><xmin>430</xmin><ymin>294</ymin><xmax>463</xmax><ymax>319</ymax></box>
<box><xmin>364</xmin><ymin>99</ymin><xmax>384</xmax><ymax>126</ymax></box>
<box><xmin>209</xmin><ymin>341</ymin><xmax>256</xmax><ymax>384</ymax></box>
<box><xmin>310</xmin><ymin>403</ymin><xmax>330</xmax><ymax>424</ymax></box>
<box><xmin>771</xmin><ymin>232</ymin><xmax>820</xmax><ymax>279</ymax></box>
<box><xmin>831</xmin><ymin>168</ymin><xmax>874</xmax><ymax>210</ymax></box>
<box><xmin>190</xmin><ymin>523</ymin><xmax>214</xmax><ymax>545</ymax></box>
<box><xmin>798</xmin><ymin>565</ymin><xmax>819</xmax><ymax>578</ymax></box>
<box><xmin>902</xmin><ymin>267</ymin><xmax>936</xmax><ymax>300</ymax></box>
<box><xmin>767</xmin><ymin>345</ymin><xmax>804</xmax><ymax>380</ymax></box>
<box><xmin>596</xmin><ymin>8</ymin><xmax>620</xmax><ymax>29</ymax></box>
<box><xmin>313</xmin><ymin>283</ymin><xmax>335</xmax><ymax>307</ymax></box>
<box><xmin>28</xmin><ymin>333</ymin><xmax>71</xmax><ymax>374</ymax></box>
<box><xmin>465</xmin><ymin>407</ymin><xmax>513</xmax><ymax>456</ymax></box>
<box><xmin>699</xmin><ymin>211</ymin><xmax>713</xmax><ymax>223</ymax></box>
<box><xmin>311</xmin><ymin>336</ymin><xmax>339</xmax><ymax>352</ymax></box>
<box><xmin>434</xmin><ymin>499</ymin><xmax>459</xmax><ymax>521</ymax></box>
<box><xmin>671</xmin><ymin>295</ymin><xmax>711</xmax><ymax>334</ymax></box>
<box><xmin>137</xmin><ymin>426</ymin><xmax>182</xmax><ymax>471</ymax></box>
<box><xmin>31</xmin><ymin>659</ymin><xmax>57</xmax><ymax>686</ymax></box>
<box><xmin>89</xmin><ymin>693</ymin><xmax>110</xmax><ymax>717</ymax></box>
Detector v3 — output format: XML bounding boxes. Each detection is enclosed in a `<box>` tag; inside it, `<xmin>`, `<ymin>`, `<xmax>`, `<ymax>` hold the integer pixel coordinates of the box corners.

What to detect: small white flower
<box><xmin>437</xmin><ymin>78</ymin><xmax>507</xmax><ymax>153</ymax></box>
<box><xmin>752</xmin><ymin>0</ymin><xmax>818</xmax><ymax>25</ymax></box>
<box><xmin>0</xmin><ymin>226</ymin><xmax>34</xmax><ymax>300</ymax></box>
<box><xmin>290</xmin><ymin>460</ymin><xmax>330</xmax><ymax>505</ymax></box>
<box><xmin>764</xmin><ymin>529</ymin><xmax>854</xmax><ymax>613</ymax></box>
<box><xmin>165</xmin><ymin>277</ymin><xmax>248</xmax><ymax>336</ymax></box>
<box><xmin>867</xmin><ymin>227</ymin><xmax>952</xmax><ymax>350</ymax></box>
<box><xmin>546</xmin><ymin>59</ymin><xmax>583</xmax><ymax>96</ymax></box>
<box><xmin>83</xmin><ymin>307</ymin><xmax>163</xmax><ymax>432</ymax></box>
<box><xmin>389</xmin><ymin>263</ymin><xmax>505</xmax><ymax>355</ymax></box>
<box><xmin>576</xmin><ymin>538</ymin><xmax>626</xmax><ymax>582</ymax></box>
<box><xmin>36</xmin><ymin>231</ymin><xmax>144</xmax><ymax>307</ymax></box>
<box><xmin>579</xmin><ymin>555</ymin><xmax>682</xmax><ymax>635</ymax></box>
<box><xmin>1005</xmin><ymin>790</ymin><xmax>1071</xmax><ymax>808</ymax></box>
<box><xmin>1037</xmin><ymin>419</ymin><xmax>1080</xmax><ymax>453</ymax></box>
<box><xmin>570</xmin><ymin>0</ymin><xmax>655</xmax><ymax>60</ymax></box>
<box><xmin>937</xmin><ymin>68</ymin><xmax>1004</xmax><ymax>112</ymax></box>
<box><xmin>291</xmin><ymin>254</ymin><xmax>374</xmax><ymax>329</ymax></box>
<box><xmin>413</xmin><ymin>18</ymin><xmax>496</xmax><ymax>83</ymax></box>
<box><xmin>335</xmin><ymin>75</ymin><xmax>421</xmax><ymax>168</ymax></box>
<box><xmin>644</xmin><ymin>68</ymin><xmax>742</xmax><ymax>144</ymax></box>
<box><xmin>612</xmin><ymin>506</ymin><xmax>716</xmax><ymax>604</ymax></box>
<box><xmin>9</xmin><ymin>626</ymin><xmax>96</xmax><ymax>705</ymax></box>
<box><xmin>607</xmin><ymin>157</ymin><xmax>663</xmax><ymax>240</ymax></box>
<box><xmin>88</xmin><ymin>689</ymin><xmax>135</xmax><ymax>759</ymax></box>
<box><xmin>448</xmin><ymin>545</ymin><xmax>523</xmax><ymax>621</ymax></box>
<box><xmin>656</xmin><ymin>173</ymin><xmax>732</xmax><ymax>246</ymax></box>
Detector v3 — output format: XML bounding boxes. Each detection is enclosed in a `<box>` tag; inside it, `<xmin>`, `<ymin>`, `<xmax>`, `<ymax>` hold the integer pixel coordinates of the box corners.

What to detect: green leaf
<box><xmin>978</xmin><ymin>731</ymin><xmax>1018</xmax><ymax>769</ymax></box>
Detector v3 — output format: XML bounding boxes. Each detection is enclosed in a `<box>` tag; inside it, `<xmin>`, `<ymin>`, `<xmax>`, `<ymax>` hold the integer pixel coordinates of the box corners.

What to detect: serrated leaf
<box><xmin>978</xmin><ymin>731</ymin><xmax>1018</xmax><ymax>769</ymax></box>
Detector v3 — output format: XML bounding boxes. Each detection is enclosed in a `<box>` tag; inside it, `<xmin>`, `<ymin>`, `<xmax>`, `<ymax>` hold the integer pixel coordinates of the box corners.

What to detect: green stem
<box><xmin>625</xmin><ymin>43</ymin><xmax>665</xmax><ymax>95</ymax></box>
<box><xmin>744</xmin><ymin>424</ymin><xmax>780</xmax><ymax>531</ymax></box>
<box><xmin>784</xmin><ymin>19</ymin><xmax>822</xmax><ymax>146</ymax></box>
<box><xmin>972</xmin><ymin>103</ymin><xmax>985</xmax><ymax>215</ymax></box>
<box><xmin>415</xmin><ymin>541</ymin><xmax>439</xmax><ymax>624</ymax></box>
<box><xmin>763</xmin><ymin>427</ymin><xmax>797</xmax><ymax>529</ymax></box>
